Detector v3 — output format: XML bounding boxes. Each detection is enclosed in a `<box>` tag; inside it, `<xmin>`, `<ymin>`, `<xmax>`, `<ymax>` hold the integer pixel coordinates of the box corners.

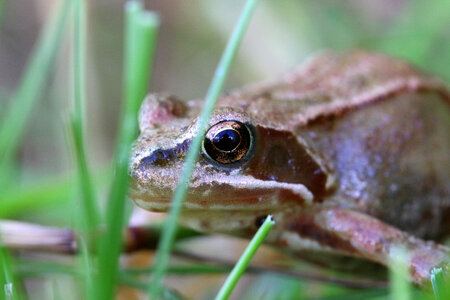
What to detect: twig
<box><xmin>0</xmin><ymin>220</ymin><xmax>76</xmax><ymax>254</ymax></box>
<box><xmin>0</xmin><ymin>220</ymin><xmax>200</xmax><ymax>254</ymax></box>
<box><xmin>0</xmin><ymin>220</ymin><xmax>388</xmax><ymax>289</ymax></box>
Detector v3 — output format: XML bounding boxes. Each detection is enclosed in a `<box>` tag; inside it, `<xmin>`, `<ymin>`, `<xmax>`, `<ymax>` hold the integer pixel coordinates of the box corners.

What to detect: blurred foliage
<box><xmin>0</xmin><ymin>0</ymin><xmax>448</xmax><ymax>299</ymax></box>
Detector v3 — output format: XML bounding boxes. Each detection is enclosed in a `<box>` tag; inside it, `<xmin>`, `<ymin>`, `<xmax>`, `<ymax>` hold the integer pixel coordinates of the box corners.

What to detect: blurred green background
<box><xmin>0</xmin><ymin>0</ymin><xmax>448</xmax><ymax>299</ymax></box>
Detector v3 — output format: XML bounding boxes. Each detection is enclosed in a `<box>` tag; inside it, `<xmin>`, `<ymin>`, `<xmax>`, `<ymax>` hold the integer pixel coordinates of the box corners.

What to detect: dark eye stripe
<box><xmin>139</xmin><ymin>139</ymin><xmax>190</xmax><ymax>168</ymax></box>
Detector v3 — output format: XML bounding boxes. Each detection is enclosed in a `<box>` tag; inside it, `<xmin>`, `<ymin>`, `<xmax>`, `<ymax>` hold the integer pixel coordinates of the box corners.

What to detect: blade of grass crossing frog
<box><xmin>0</xmin><ymin>0</ymin><xmax>71</xmax><ymax>169</ymax></box>
<box><xmin>148</xmin><ymin>0</ymin><xmax>260</xmax><ymax>298</ymax></box>
<box><xmin>389</xmin><ymin>247</ymin><xmax>411</xmax><ymax>300</ymax></box>
<box><xmin>215</xmin><ymin>216</ymin><xmax>275</xmax><ymax>300</ymax></box>
<box><xmin>95</xmin><ymin>2</ymin><xmax>159</xmax><ymax>299</ymax></box>
<box><xmin>431</xmin><ymin>268</ymin><xmax>449</xmax><ymax>300</ymax></box>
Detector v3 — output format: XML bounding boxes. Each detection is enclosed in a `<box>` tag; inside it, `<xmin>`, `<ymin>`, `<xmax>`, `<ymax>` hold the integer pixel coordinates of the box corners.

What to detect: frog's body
<box><xmin>129</xmin><ymin>51</ymin><xmax>450</xmax><ymax>283</ymax></box>
<box><xmin>303</xmin><ymin>92</ymin><xmax>449</xmax><ymax>239</ymax></box>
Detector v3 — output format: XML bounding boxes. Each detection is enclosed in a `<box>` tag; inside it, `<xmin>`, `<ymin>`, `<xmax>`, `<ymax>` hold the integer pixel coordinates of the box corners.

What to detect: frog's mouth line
<box><xmin>133</xmin><ymin>197</ymin><xmax>298</xmax><ymax>213</ymax></box>
<box><xmin>130</xmin><ymin>175</ymin><xmax>313</xmax><ymax>212</ymax></box>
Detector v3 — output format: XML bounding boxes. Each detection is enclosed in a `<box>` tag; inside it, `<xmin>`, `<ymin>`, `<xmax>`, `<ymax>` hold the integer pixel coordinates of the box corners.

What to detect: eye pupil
<box><xmin>213</xmin><ymin>129</ymin><xmax>240</xmax><ymax>151</ymax></box>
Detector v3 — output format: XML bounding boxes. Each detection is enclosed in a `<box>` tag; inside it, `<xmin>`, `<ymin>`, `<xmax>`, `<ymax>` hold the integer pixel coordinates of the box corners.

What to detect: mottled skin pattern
<box><xmin>129</xmin><ymin>51</ymin><xmax>450</xmax><ymax>284</ymax></box>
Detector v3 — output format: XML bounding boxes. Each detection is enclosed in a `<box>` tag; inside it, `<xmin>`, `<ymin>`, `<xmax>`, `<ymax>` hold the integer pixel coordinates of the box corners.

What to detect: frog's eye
<box><xmin>203</xmin><ymin>120</ymin><xmax>252</xmax><ymax>164</ymax></box>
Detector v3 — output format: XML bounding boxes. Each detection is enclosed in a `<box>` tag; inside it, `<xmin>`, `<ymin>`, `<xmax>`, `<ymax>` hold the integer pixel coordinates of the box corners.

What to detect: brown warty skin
<box><xmin>129</xmin><ymin>51</ymin><xmax>450</xmax><ymax>284</ymax></box>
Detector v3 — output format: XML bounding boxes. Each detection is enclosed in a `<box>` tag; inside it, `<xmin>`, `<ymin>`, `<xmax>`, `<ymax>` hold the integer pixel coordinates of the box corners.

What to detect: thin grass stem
<box><xmin>70</xmin><ymin>2</ymin><xmax>100</xmax><ymax>298</ymax></box>
<box><xmin>95</xmin><ymin>2</ymin><xmax>159</xmax><ymax>299</ymax></box>
<box><xmin>388</xmin><ymin>247</ymin><xmax>411</xmax><ymax>300</ymax></box>
<box><xmin>0</xmin><ymin>0</ymin><xmax>71</xmax><ymax>169</ymax></box>
<box><xmin>215</xmin><ymin>215</ymin><xmax>275</xmax><ymax>300</ymax></box>
<box><xmin>431</xmin><ymin>268</ymin><xmax>449</xmax><ymax>300</ymax></box>
<box><xmin>124</xmin><ymin>265</ymin><xmax>231</xmax><ymax>276</ymax></box>
<box><xmin>70</xmin><ymin>0</ymin><xmax>99</xmax><ymax>233</ymax></box>
<box><xmin>148</xmin><ymin>0</ymin><xmax>260</xmax><ymax>297</ymax></box>
<box><xmin>0</xmin><ymin>241</ymin><xmax>20</xmax><ymax>300</ymax></box>
<box><xmin>0</xmin><ymin>3</ymin><xmax>71</xmax><ymax>298</ymax></box>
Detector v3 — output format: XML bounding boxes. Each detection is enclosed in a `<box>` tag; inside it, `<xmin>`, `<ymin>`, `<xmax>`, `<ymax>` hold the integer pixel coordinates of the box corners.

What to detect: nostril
<box><xmin>155</xmin><ymin>150</ymin><xmax>166</xmax><ymax>159</ymax></box>
<box><xmin>138</xmin><ymin>140</ymin><xmax>190</xmax><ymax>170</ymax></box>
<box><xmin>139</xmin><ymin>150</ymin><xmax>173</xmax><ymax>168</ymax></box>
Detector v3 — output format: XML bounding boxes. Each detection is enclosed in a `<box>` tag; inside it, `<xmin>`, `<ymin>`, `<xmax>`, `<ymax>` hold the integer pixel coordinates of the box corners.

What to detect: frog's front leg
<box><xmin>278</xmin><ymin>208</ymin><xmax>449</xmax><ymax>284</ymax></box>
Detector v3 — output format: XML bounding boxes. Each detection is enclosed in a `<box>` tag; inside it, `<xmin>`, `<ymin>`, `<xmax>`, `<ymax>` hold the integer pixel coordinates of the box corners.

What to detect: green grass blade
<box><xmin>389</xmin><ymin>247</ymin><xmax>411</xmax><ymax>300</ymax></box>
<box><xmin>70</xmin><ymin>0</ymin><xmax>99</xmax><ymax>232</ymax></box>
<box><xmin>0</xmin><ymin>169</ymin><xmax>109</xmax><ymax>219</ymax></box>
<box><xmin>215</xmin><ymin>215</ymin><xmax>275</xmax><ymax>300</ymax></box>
<box><xmin>124</xmin><ymin>265</ymin><xmax>230</xmax><ymax>276</ymax></box>
<box><xmin>70</xmin><ymin>1</ymin><xmax>99</xmax><ymax>292</ymax></box>
<box><xmin>78</xmin><ymin>238</ymin><xmax>96</xmax><ymax>300</ymax></box>
<box><xmin>148</xmin><ymin>0</ymin><xmax>260</xmax><ymax>297</ymax></box>
<box><xmin>0</xmin><ymin>240</ymin><xmax>20</xmax><ymax>300</ymax></box>
<box><xmin>431</xmin><ymin>268</ymin><xmax>449</xmax><ymax>300</ymax></box>
<box><xmin>0</xmin><ymin>178</ymin><xmax>73</xmax><ymax>218</ymax></box>
<box><xmin>95</xmin><ymin>2</ymin><xmax>159</xmax><ymax>299</ymax></box>
<box><xmin>0</xmin><ymin>0</ymin><xmax>71</xmax><ymax>167</ymax></box>
<box><xmin>15</xmin><ymin>261</ymin><xmax>81</xmax><ymax>278</ymax></box>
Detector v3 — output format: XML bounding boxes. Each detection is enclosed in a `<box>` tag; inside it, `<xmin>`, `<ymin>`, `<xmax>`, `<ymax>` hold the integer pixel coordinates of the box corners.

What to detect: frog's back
<box><xmin>303</xmin><ymin>91</ymin><xmax>450</xmax><ymax>240</ymax></box>
<box><xmin>218</xmin><ymin>51</ymin><xmax>449</xmax><ymax>131</ymax></box>
<box><xmin>220</xmin><ymin>51</ymin><xmax>450</xmax><ymax>240</ymax></box>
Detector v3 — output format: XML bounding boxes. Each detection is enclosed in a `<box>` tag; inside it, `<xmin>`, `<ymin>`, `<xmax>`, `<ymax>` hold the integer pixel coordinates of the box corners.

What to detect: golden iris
<box><xmin>203</xmin><ymin>120</ymin><xmax>252</xmax><ymax>164</ymax></box>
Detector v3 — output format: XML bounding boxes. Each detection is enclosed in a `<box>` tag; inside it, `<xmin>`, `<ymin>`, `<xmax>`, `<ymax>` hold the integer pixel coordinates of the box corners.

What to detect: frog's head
<box><xmin>129</xmin><ymin>93</ymin><xmax>332</xmax><ymax>234</ymax></box>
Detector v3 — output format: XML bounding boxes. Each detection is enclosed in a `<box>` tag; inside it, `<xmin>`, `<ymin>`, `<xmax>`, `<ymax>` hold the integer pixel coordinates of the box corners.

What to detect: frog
<box><xmin>129</xmin><ymin>51</ymin><xmax>450</xmax><ymax>284</ymax></box>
